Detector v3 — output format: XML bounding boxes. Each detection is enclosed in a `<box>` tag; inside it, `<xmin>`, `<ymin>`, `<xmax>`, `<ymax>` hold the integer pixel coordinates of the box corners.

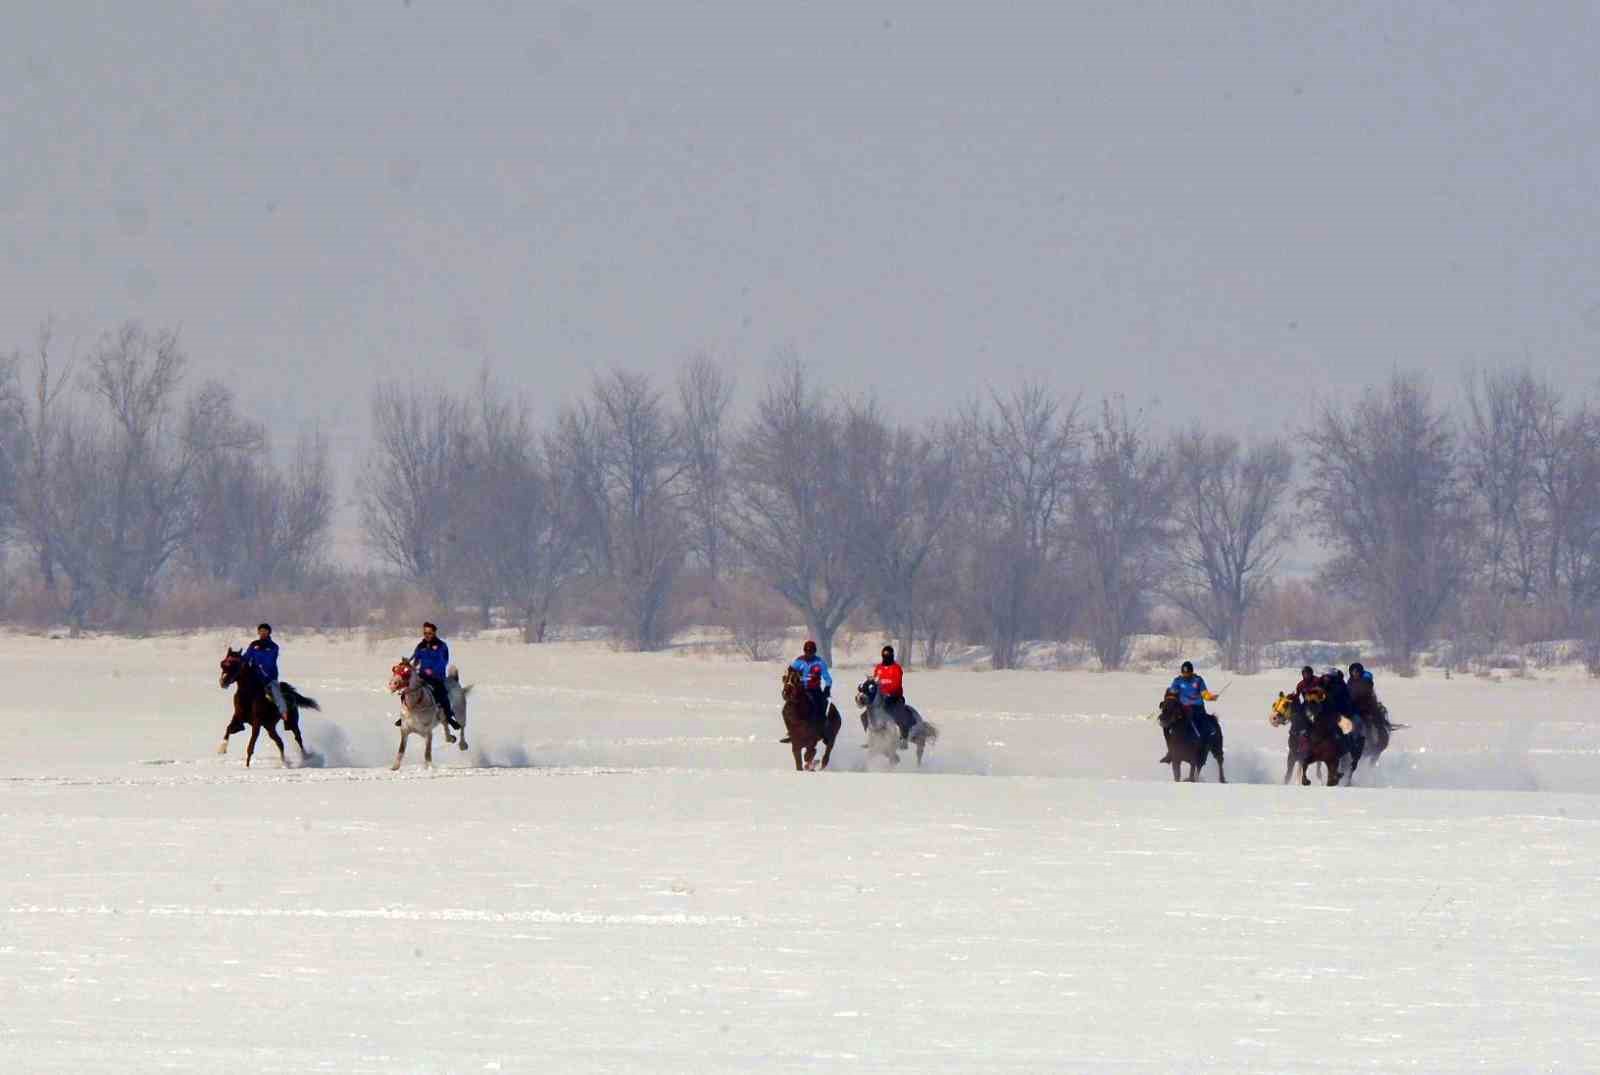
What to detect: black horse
<box><xmin>1156</xmin><ymin>691</ymin><xmax>1226</xmax><ymax>783</ymax></box>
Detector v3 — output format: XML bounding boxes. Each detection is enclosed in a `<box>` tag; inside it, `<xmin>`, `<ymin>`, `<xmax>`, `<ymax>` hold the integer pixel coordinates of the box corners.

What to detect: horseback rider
<box><xmin>241</xmin><ymin>623</ymin><xmax>287</xmax><ymax>719</ymax></box>
<box><xmin>1169</xmin><ymin>660</ymin><xmax>1221</xmax><ymax>753</ymax></box>
<box><xmin>1347</xmin><ymin>661</ymin><xmax>1381</xmax><ymax>731</ymax></box>
<box><xmin>872</xmin><ymin>644</ymin><xmax>914</xmax><ymax>742</ymax></box>
<box><xmin>1292</xmin><ymin>665</ymin><xmax>1319</xmax><ymax>703</ymax></box>
<box><xmin>411</xmin><ymin>622</ymin><xmax>459</xmax><ymax>728</ymax></box>
<box><xmin>1322</xmin><ymin>667</ymin><xmax>1363</xmax><ymax>750</ymax></box>
<box><xmin>790</xmin><ymin>639</ymin><xmax>832</xmax><ymax>734</ymax></box>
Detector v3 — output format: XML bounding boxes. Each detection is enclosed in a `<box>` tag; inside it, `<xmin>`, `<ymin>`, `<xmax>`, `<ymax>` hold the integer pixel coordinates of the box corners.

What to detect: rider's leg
<box><xmin>426</xmin><ymin>675</ymin><xmax>457</xmax><ymax>724</ymax></box>
<box><xmin>806</xmin><ymin>688</ymin><xmax>827</xmax><ymax>733</ymax></box>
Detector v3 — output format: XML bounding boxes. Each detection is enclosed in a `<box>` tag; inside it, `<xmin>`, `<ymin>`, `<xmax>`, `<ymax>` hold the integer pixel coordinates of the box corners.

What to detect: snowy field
<box><xmin>3</xmin><ymin>630</ymin><xmax>1599</xmax><ymax>1072</ymax></box>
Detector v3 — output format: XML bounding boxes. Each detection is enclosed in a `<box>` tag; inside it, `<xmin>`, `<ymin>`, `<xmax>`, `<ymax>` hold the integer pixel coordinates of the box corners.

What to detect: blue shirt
<box><xmin>1169</xmin><ymin>673</ymin><xmax>1208</xmax><ymax>707</ymax></box>
<box><xmin>242</xmin><ymin>638</ymin><xmax>279</xmax><ymax>683</ymax></box>
<box><xmin>413</xmin><ymin>637</ymin><xmax>450</xmax><ymax>679</ymax></box>
<box><xmin>790</xmin><ymin>654</ymin><xmax>832</xmax><ymax>691</ymax></box>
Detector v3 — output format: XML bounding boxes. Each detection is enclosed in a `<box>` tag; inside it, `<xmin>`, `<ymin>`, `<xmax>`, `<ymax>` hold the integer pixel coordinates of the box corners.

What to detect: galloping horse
<box><xmin>1269</xmin><ymin>690</ymin><xmax>1346</xmax><ymax>787</ymax></box>
<box><xmin>388</xmin><ymin>658</ymin><xmax>472</xmax><ymax>771</ymax></box>
<box><xmin>1156</xmin><ymin>691</ymin><xmax>1226</xmax><ymax>782</ymax></box>
<box><xmin>779</xmin><ymin>665</ymin><xmax>840</xmax><ymax>770</ymax></box>
<box><xmin>854</xmin><ymin>678</ymin><xmax>939</xmax><ymax>766</ymax></box>
<box><xmin>218</xmin><ymin>648</ymin><xmax>320</xmax><ymax>767</ymax></box>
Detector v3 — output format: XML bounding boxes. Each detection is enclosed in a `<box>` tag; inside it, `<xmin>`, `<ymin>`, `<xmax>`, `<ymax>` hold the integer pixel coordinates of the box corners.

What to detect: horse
<box><xmin>1155</xmin><ymin>691</ymin><xmax>1226</xmax><ymax>782</ymax></box>
<box><xmin>1269</xmin><ymin>691</ymin><xmax>1346</xmax><ymax>787</ymax></box>
<box><xmin>854</xmin><ymin>678</ymin><xmax>939</xmax><ymax>766</ymax></box>
<box><xmin>218</xmin><ymin>648</ymin><xmax>320</xmax><ymax>767</ymax></box>
<box><xmin>1348</xmin><ymin>697</ymin><xmax>1403</xmax><ymax>778</ymax></box>
<box><xmin>388</xmin><ymin>658</ymin><xmax>472</xmax><ymax>771</ymax></box>
<box><xmin>779</xmin><ymin>665</ymin><xmax>841</xmax><ymax>770</ymax></box>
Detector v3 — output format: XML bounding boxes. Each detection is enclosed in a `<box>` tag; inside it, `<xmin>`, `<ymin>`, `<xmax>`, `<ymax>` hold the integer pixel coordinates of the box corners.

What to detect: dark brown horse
<box><xmin>218</xmin><ymin>648</ymin><xmax>319</xmax><ymax>767</ymax></box>
<box><xmin>1156</xmin><ymin>691</ymin><xmax>1226</xmax><ymax>782</ymax></box>
<box><xmin>780</xmin><ymin>665</ymin><xmax>841</xmax><ymax>771</ymax></box>
<box><xmin>1269</xmin><ymin>690</ymin><xmax>1345</xmax><ymax>787</ymax></box>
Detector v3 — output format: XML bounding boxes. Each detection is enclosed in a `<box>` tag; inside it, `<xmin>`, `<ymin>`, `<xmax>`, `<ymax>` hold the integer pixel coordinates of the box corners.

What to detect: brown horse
<box><xmin>218</xmin><ymin>648</ymin><xmax>319</xmax><ymax>767</ymax></box>
<box><xmin>1269</xmin><ymin>690</ymin><xmax>1345</xmax><ymax>787</ymax></box>
<box><xmin>779</xmin><ymin>666</ymin><xmax>841</xmax><ymax>771</ymax></box>
<box><xmin>1156</xmin><ymin>691</ymin><xmax>1226</xmax><ymax>782</ymax></box>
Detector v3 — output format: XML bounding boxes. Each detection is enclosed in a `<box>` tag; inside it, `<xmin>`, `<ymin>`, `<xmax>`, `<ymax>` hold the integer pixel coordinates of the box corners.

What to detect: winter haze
<box><xmin>5</xmin><ymin>1</ymin><xmax>1598</xmax><ymax>467</ymax></box>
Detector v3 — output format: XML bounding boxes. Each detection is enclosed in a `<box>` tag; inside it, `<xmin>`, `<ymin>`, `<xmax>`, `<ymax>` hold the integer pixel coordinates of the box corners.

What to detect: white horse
<box><xmin>854</xmin><ymin>678</ymin><xmax>938</xmax><ymax>766</ymax></box>
<box><xmin>387</xmin><ymin>658</ymin><xmax>472</xmax><ymax>770</ymax></box>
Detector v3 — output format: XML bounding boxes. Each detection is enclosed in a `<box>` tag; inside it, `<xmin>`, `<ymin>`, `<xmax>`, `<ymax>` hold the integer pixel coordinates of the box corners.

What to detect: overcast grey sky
<box><xmin>5</xmin><ymin>0</ymin><xmax>1598</xmax><ymax>479</ymax></box>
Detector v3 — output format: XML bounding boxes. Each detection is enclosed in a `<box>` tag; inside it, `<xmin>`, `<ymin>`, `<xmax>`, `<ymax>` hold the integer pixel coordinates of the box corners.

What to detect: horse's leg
<box><xmin>1170</xmin><ymin>759</ymin><xmax>1181</xmax><ymax>782</ymax></box>
<box><xmin>457</xmin><ymin>712</ymin><xmax>469</xmax><ymax>752</ymax></box>
<box><xmin>1213</xmin><ymin>749</ymin><xmax>1226</xmax><ymax>784</ymax></box>
<box><xmin>245</xmin><ymin>720</ymin><xmax>262</xmax><ymax>768</ymax></box>
<box><xmin>285</xmin><ymin>706</ymin><xmax>308</xmax><ymax>757</ymax></box>
<box><xmin>392</xmin><ymin>728</ymin><xmax>409</xmax><ymax>771</ymax></box>
<box><xmin>1283</xmin><ymin>751</ymin><xmax>1294</xmax><ymax>785</ymax></box>
<box><xmin>791</xmin><ymin>743</ymin><xmax>803</xmax><ymax>771</ymax></box>
<box><xmin>264</xmin><ymin>721</ymin><xmax>288</xmax><ymax>767</ymax></box>
<box><xmin>424</xmin><ymin>728</ymin><xmax>434</xmax><ymax>769</ymax></box>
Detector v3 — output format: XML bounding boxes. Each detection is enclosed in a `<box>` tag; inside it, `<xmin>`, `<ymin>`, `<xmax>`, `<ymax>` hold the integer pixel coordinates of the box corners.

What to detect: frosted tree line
<box><xmin>2</xmin><ymin>321</ymin><xmax>1597</xmax><ymax>672</ymax></box>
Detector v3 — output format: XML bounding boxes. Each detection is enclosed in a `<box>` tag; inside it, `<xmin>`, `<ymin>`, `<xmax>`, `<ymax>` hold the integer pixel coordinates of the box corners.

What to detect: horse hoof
<box><xmin>458</xmin><ymin>741</ymin><xmax>468</xmax><ymax>751</ymax></box>
<box><xmin>216</xmin><ymin>743</ymin><xmax>227</xmax><ymax>755</ymax></box>
<box><xmin>390</xmin><ymin>762</ymin><xmax>401</xmax><ymax>772</ymax></box>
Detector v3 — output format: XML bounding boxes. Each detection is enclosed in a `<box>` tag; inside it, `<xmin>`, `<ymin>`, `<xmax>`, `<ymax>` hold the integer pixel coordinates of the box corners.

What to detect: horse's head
<box><xmin>855</xmin><ymin>677</ymin><xmax>879</xmax><ymax>709</ymax></box>
<box><xmin>220</xmin><ymin>648</ymin><xmax>244</xmax><ymax>688</ymax></box>
<box><xmin>780</xmin><ymin>665</ymin><xmax>802</xmax><ymax>700</ymax></box>
<box><xmin>1156</xmin><ymin>689</ymin><xmax>1184</xmax><ymax>729</ymax></box>
<box><xmin>1269</xmin><ymin>692</ymin><xmax>1295</xmax><ymax>727</ymax></box>
<box><xmin>389</xmin><ymin>658</ymin><xmax>415</xmax><ymax>695</ymax></box>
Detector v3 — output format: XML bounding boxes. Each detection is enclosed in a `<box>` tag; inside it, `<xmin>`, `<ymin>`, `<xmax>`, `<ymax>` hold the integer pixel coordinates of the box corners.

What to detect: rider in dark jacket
<box><xmin>242</xmin><ymin>623</ymin><xmax>286</xmax><ymax>718</ymax></box>
<box><xmin>411</xmin><ymin>622</ymin><xmax>458</xmax><ymax>727</ymax></box>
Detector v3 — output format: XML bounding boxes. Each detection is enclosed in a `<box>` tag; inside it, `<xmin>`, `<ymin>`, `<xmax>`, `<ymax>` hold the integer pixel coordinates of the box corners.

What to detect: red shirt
<box><xmin>873</xmin><ymin>661</ymin><xmax>904</xmax><ymax>698</ymax></box>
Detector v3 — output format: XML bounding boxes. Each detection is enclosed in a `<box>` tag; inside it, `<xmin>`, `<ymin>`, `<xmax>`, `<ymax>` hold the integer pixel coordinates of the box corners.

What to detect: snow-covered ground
<box><xmin>3</xmin><ymin>631</ymin><xmax>1598</xmax><ymax>1072</ymax></box>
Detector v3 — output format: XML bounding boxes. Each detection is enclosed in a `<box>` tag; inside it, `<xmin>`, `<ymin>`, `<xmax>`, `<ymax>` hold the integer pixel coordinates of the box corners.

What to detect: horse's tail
<box><xmin>282</xmin><ymin>683</ymin><xmax>320</xmax><ymax>711</ymax></box>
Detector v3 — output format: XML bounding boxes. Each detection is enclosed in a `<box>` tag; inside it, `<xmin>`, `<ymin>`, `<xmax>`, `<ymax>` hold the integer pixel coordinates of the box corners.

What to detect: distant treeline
<box><xmin>2</xmin><ymin>321</ymin><xmax>1598</xmax><ymax>674</ymax></box>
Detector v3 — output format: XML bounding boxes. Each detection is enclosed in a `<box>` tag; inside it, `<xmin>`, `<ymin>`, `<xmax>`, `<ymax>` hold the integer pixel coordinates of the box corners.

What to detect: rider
<box><xmin>1324</xmin><ymin>667</ymin><xmax>1362</xmax><ymax>751</ymax></box>
<box><xmin>1291</xmin><ymin>665</ymin><xmax>1320</xmax><ymax>703</ymax></box>
<box><xmin>242</xmin><ymin>623</ymin><xmax>286</xmax><ymax>719</ymax></box>
<box><xmin>411</xmin><ymin>622</ymin><xmax>459</xmax><ymax>728</ymax></box>
<box><xmin>790</xmin><ymin>639</ymin><xmax>832</xmax><ymax>734</ymax></box>
<box><xmin>872</xmin><ymin>644</ymin><xmax>913</xmax><ymax>742</ymax></box>
<box><xmin>1169</xmin><ymin>660</ymin><xmax>1221</xmax><ymax>754</ymax></box>
<box><xmin>1347</xmin><ymin>661</ymin><xmax>1380</xmax><ymax>732</ymax></box>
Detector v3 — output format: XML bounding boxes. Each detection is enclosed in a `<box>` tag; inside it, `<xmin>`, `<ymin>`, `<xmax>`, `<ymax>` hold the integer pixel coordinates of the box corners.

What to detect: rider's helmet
<box><xmin>1349</xmin><ymin>662</ymin><xmax>1365</xmax><ymax>677</ymax></box>
<box><xmin>1301</xmin><ymin>665</ymin><xmax>1314</xmax><ymax>678</ymax></box>
<box><xmin>881</xmin><ymin>645</ymin><xmax>895</xmax><ymax>663</ymax></box>
<box><xmin>802</xmin><ymin>639</ymin><xmax>817</xmax><ymax>656</ymax></box>
<box><xmin>1180</xmin><ymin>660</ymin><xmax>1194</xmax><ymax>675</ymax></box>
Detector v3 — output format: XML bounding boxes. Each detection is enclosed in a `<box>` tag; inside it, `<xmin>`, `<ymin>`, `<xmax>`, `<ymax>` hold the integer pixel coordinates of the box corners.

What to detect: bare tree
<box><xmin>187</xmin><ymin>430</ymin><xmax>335</xmax><ymax>598</ymax></box>
<box><xmin>1072</xmin><ymin>399</ymin><xmax>1174</xmax><ymax>670</ymax></box>
<box><xmin>0</xmin><ymin>349</ymin><xmax>24</xmax><ymax>540</ymax></box>
<box><xmin>454</xmin><ymin>379</ymin><xmax>590</xmax><ymax>644</ymax></box>
<box><xmin>586</xmin><ymin>370</ymin><xmax>688</xmax><ymax>650</ymax></box>
<box><xmin>1167</xmin><ymin>433</ymin><xmax>1294</xmax><ymax>670</ymax></box>
<box><xmin>1307</xmin><ymin>373</ymin><xmax>1473</xmax><ymax>669</ymax></box>
<box><xmin>675</xmin><ymin>354</ymin><xmax>737</xmax><ymax>583</ymax></box>
<box><xmin>359</xmin><ymin>384</ymin><xmax>469</xmax><ymax>597</ymax></box>
<box><xmin>1528</xmin><ymin>397</ymin><xmax>1600</xmax><ymax>621</ymax></box>
<box><xmin>732</xmin><ymin>361</ymin><xmax>868</xmax><ymax>664</ymax></box>
<box><xmin>9</xmin><ymin>323</ymin><xmax>261</xmax><ymax>628</ymax></box>
<box><xmin>1463</xmin><ymin>369</ymin><xmax>1542</xmax><ymax>599</ymax></box>
<box><xmin>959</xmin><ymin>382</ymin><xmax>1082</xmax><ymax>668</ymax></box>
<box><xmin>862</xmin><ymin>422</ymin><xmax>960</xmax><ymax>668</ymax></box>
